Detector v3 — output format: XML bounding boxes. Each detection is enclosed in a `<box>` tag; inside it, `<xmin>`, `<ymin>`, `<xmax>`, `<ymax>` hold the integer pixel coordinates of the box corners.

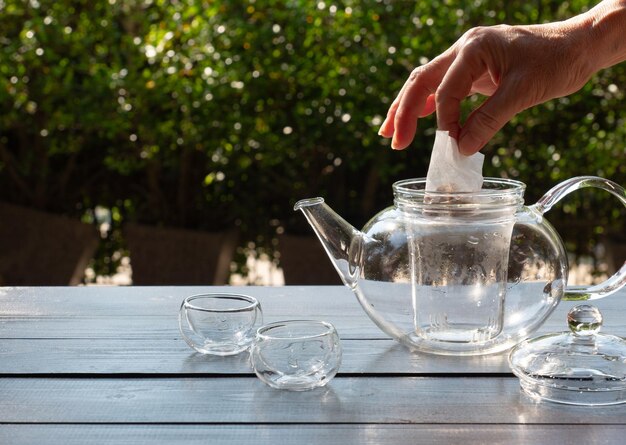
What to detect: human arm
<box><xmin>378</xmin><ymin>0</ymin><xmax>626</xmax><ymax>155</ymax></box>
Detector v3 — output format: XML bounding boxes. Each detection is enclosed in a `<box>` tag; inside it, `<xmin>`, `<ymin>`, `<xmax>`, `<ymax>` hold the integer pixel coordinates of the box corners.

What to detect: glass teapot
<box><xmin>295</xmin><ymin>176</ymin><xmax>626</xmax><ymax>355</ymax></box>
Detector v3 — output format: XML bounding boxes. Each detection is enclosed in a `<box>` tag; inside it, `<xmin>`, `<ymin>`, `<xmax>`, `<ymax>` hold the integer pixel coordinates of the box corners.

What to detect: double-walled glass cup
<box><xmin>178</xmin><ymin>293</ymin><xmax>263</xmax><ymax>356</ymax></box>
<box><xmin>250</xmin><ymin>320</ymin><xmax>342</xmax><ymax>391</ymax></box>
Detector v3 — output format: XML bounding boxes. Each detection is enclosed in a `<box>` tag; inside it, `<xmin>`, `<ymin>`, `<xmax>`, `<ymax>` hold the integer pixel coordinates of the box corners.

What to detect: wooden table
<box><xmin>1</xmin><ymin>286</ymin><xmax>625</xmax><ymax>443</ymax></box>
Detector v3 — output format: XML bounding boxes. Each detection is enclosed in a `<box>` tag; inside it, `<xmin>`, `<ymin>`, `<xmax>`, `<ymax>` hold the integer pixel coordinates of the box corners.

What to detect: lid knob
<box><xmin>567</xmin><ymin>304</ymin><xmax>603</xmax><ymax>337</ymax></box>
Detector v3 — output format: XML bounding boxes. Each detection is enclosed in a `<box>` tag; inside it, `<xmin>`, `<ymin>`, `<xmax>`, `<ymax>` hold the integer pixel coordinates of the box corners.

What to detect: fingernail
<box><xmin>459</xmin><ymin>133</ymin><xmax>483</xmax><ymax>155</ymax></box>
<box><xmin>378</xmin><ymin>118</ymin><xmax>389</xmax><ymax>136</ymax></box>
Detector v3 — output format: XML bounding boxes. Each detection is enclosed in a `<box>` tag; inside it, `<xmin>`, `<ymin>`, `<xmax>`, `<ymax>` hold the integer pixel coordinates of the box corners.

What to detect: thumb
<box><xmin>458</xmin><ymin>81</ymin><xmax>523</xmax><ymax>155</ymax></box>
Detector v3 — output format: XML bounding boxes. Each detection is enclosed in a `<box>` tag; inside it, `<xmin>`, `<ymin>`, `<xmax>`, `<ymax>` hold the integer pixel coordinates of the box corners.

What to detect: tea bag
<box><xmin>425</xmin><ymin>130</ymin><xmax>484</xmax><ymax>193</ymax></box>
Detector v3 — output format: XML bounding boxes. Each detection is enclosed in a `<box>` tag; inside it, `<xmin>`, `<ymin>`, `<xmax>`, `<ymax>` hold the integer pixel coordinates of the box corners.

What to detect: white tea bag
<box><xmin>425</xmin><ymin>130</ymin><xmax>484</xmax><ymax>193</ymax></box>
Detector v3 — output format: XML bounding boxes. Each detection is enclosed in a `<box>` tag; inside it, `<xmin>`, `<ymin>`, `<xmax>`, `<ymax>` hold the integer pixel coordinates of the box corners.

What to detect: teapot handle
<box><xmin>530</xmin><ymin>176</ymin><xmax>626</xmax><ymax>301</ymax></box>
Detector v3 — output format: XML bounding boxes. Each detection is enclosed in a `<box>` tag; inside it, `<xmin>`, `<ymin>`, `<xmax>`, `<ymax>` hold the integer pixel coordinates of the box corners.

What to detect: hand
<box><xmin>378</xmin><ymin>22</ymin><xmax>596</xmax><ymax>155</ymax></box>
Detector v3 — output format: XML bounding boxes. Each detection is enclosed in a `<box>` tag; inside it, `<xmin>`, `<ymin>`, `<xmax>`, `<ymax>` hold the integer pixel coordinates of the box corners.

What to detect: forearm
<box><xmin>574</xmin><ymin>0</ymin><xmax>626</xmax><ymax>70</ymax></box>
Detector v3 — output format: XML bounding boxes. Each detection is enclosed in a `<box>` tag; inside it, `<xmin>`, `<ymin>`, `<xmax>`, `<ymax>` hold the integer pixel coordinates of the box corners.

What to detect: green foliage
<box><xmin>1</xmin><ymin>0</ymin><xmax>625</xmax><ymax>276</ymax></box>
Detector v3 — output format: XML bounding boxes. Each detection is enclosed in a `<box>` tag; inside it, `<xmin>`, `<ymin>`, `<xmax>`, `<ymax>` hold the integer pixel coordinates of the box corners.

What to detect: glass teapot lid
<box><xmin>508</xmin><ymin>304</ymin><xmax>626</xmax><ymax>406</ymax></box>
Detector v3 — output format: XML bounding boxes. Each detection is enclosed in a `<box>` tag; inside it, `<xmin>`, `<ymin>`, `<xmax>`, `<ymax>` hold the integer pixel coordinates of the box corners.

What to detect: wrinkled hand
<box><xmin>378</xmin><ymin>22</ymin><xmax>596</xmax><ymax>155</ymax></box>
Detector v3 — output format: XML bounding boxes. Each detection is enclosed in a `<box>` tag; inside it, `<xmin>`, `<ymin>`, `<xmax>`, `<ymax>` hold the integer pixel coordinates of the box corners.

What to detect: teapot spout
<box><xmin>294</xmin><ymin>198</ymin><xmax>362</xmax><ymax>288</ymax></box>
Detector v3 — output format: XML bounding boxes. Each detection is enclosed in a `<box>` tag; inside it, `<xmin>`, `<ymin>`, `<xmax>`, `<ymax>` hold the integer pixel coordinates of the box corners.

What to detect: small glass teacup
<box><xmin>250</xmin><ymin>320</ymin><xmax>342</xmax><ymax>391</ymax></box>
<box><xmin>179</xmin><ymin>293</ymin><xmax>263</xmax><ymax>356</ymax></box>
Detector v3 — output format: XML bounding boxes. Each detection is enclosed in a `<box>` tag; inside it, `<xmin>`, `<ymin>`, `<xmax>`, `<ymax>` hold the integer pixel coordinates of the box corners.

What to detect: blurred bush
<box><xmin>1</xmin><ymin>0</ymin><xmax>624</xmax><ymax>281</ymax></box>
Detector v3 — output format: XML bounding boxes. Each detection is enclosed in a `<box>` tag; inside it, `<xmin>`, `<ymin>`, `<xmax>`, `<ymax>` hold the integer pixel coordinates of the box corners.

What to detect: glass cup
<box><xmin>250</xmin><ymin>320</ymin><xmax>342</xmax><ymax>391</ymax></box>
<box><xmin>178</xmin><ymin>293</ymin><xmax>263</xmax><ymax>356</ymax></box>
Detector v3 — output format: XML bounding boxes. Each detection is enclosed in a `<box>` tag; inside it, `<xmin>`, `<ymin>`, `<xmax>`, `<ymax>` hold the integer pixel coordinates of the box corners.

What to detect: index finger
<box><xmin>391</xmin><ymin>56</ymin><xmax>453</xmax><ymax>150</ymax></box>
